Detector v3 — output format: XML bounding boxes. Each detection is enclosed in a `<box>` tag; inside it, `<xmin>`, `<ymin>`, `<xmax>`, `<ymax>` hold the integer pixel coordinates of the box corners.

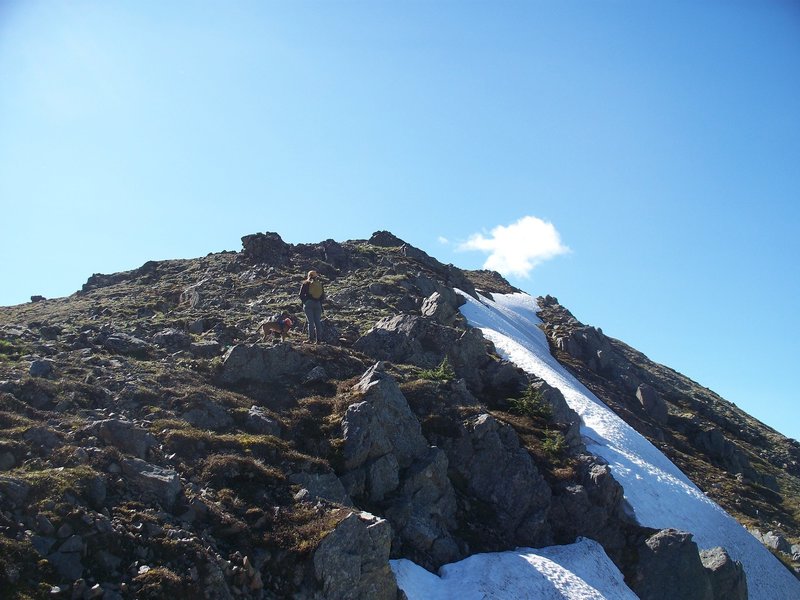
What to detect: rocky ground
<box><xmin>0</xmin><ymin>230</ymin><xmax>780</xmax><ymax>599</ymax></box>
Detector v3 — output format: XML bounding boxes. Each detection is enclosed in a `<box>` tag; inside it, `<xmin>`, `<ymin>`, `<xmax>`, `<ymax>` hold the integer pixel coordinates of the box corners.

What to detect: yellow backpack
<box><xmin>308</xmin><ymin>279</ymin><xmax>323</xmax><ymax>300</ymax></box>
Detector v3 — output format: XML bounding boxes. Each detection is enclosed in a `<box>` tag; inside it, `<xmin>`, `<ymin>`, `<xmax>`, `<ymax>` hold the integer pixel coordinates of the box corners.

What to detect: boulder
<box><xmin>420</xmin><ymin>291</ymin><xmax>463</xmax><ymax>326</ymax></box>
<box><xmin>120</xmin><ymin>458</ymin><xmax>181</xmax><ymax>508</ymax></box>
<box><xmin>637</xmin><ymin>384</ymin><xmax>668</xmax><ymax>425</ymax></box>
<box><xmin>312</xmin><ymin>511</ymin><xmax>399</xmax><ymax>600</ymax></box>
<box><xmin>630</xmin><ymin>529</ymin><xmax>713</xmax><ymax>600</ymax></box>
<box><xmin>92</xmin><ymin>419</ymin><xmax>157</xmax><ymax>459</ymax></box>
<box><xmin>218</xmin><ymin>343</ymin><xmax>310</xmax><ymax>385</ymax></box>
<box><xmin>345</xmin><ymin>364</ymin><xmax>429</xmax><ymax>471</ymax></box>
<box><xmin>153</xmin><ymin>328</ymin><xmax>191</xmax><ymax>351</ymax></box>
<box><xmin>354</xmin><ymin>315</ymin><xmax>452</xmax><ymax>368</ymax></box>
<box><xmin>0</xmin><ymin>474</ymin><xmax>30</xmax><ymax>508</ymax></box>
<box><xmin>29</xmin><ymin>359</ymin><xmax>54</xmax><ymax>378</ymax></box>
<box><xmin>240</xmin><ymin>232</ymin><xmax>291</xmax><ymax>264</ymax></box>
<box><xmin>103</xmin><ymin>333</ymin><xmax>151</xmax><ymax>357</ymax></box>
<box><xmin>303</xmin><ymin>366</ymin><xmax>329</xmax><ymax>385</ymax></box>
<box><xmin>700</xmin><ymin>547</ymin><xmax>748</xmax><ymax>600</ymax></box>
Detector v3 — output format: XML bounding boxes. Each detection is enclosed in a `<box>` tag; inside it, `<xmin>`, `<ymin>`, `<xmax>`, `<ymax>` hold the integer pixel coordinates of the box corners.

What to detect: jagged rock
<box><xmin>751</xmin><ymin>529</ymin><xmax>792</xmax><ymax>554</ymax></box>
<box><xmin>343</xmin><ymin>364</ymin><xmax>429</xmax><ymax>471</ymax></box>
<box><xmin>180</xmin><ymin>279</ymin><xmax>209</xmax><ymax>308</ymax></box>
<box><xmin>120</xmin><ymin>458</ymin><xmax>181</xmax><ymax>508</ymax></box>
<box><xmin>385</xmin><ymin>446</ymin><xmax>460</xmax><ymax>567</ymax></box>
<box><xmin>103</xmin><ymin>333</ymin><xmax>151</xmax><ymax>357</ymax></box>
<box><xmin>312</xmin><ymin>511</ymin><xmax>399</xmax><ymax>600</ymax></box>
<box><xmin>354</xmin><ymin>315</ymin><xmax>447</xmax><ymax>368</ymax></box>
<box><xmin>241</xmin><ymin>232</ymin><xmax>291</xmax><ymax>264</ymax></box>
<box><xmin>29</xmin><ymin>359</ymin><xmax>54</xmax><ymax>378</ymax></box>
<box><xmin>630</xmin><ymin>529</ymin><xmax>713</xmax><ymax>600</ymax></box>
<box><xmin>700</xmin><ymin>547</ymin><xmax>748</xmax><ymax>600</ymax></box>
<box><xmin>91</xmin><ymin>419</ymin><xmax>156</xmax><ymax>459</ymax></box>
<box><xmin>440</xmin><ymin>413</ymin><xmax>552</xmax><ymax>545</ymax></box>
<box><xmin>244</xmin><ymin>405</ymin><xmax>281</xmax><ymax>436</ymax></box>
<box><xmin>321</xmin><ymin>239</ymin><xmax>350</xmax><ymax>271</ymax></box>
<box><xmin>368</xmin><ymin>231</ymin><xmax>405</xmax><ymax>247</ymax></box>
<box><xmin>47</xmin><ymin>535</ymin><xmax>85</xmax><ymax>580</ymax></box>
<box><xmin>637</xmin><ymin>383</ymin><xmax>668</xmax><ymax>425</ymax></box>
<box><xmin>218</xmin><ymin>343</ymin><xmax>309</xmax><ymax>384</ymax></box>
<box><xmin>190</xmin><ymin>339</ymin><xmax>222</xmax><ymax>357</ymax></box>
<box><xmin>420</xmin><ymin>291</ymin><xmax>460</xmax><ymax>325</ymax></box>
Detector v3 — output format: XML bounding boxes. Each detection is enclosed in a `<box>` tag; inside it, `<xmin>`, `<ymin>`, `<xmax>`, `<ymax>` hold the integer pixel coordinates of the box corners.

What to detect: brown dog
<box><xmin>259</xmin><ymin>316</ymin><xmax>294</xmax><ymax>343</ymax></box>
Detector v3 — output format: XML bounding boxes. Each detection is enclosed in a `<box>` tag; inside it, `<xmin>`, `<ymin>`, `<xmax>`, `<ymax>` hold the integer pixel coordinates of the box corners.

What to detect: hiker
<box><xmin>299</xmin><ymin>270</ymin><xmax>325</xmax><ymax>344</ymax></box>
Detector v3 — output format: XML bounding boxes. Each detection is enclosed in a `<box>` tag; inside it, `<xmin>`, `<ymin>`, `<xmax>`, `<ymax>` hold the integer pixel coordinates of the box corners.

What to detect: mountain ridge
<box><xmin>0</xmin><ymin>231</ymin><xmax>796</xmax><ymax>599</ymax></box>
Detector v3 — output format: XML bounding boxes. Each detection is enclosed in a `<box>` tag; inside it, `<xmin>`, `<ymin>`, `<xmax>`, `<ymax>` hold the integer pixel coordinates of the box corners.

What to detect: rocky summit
<box><xmin>0</xmin><ymin>231</ymin><xmax>797</xmax><ymax>599</ymax></box>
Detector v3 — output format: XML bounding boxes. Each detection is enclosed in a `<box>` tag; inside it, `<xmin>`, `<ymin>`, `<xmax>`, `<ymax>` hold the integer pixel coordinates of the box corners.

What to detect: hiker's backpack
<box><xmin>308</xmin><ymin>280</ymin><xmax>323</xmax><ymax>300</ymax></box>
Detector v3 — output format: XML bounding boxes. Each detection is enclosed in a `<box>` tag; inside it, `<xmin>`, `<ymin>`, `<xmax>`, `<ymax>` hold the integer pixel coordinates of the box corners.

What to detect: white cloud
<box><xmin>458</xmin><ymin>216</ymin><xmax>570</xmax><ymax>278</ymax></box>
<box><xmin>437</xmin><ymin>236</ymin><xmax>450</xmax><ymax>245</ymax></box>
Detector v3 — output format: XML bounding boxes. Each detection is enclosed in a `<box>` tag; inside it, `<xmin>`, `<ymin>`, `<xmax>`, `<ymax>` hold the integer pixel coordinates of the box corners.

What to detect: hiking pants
<box><xmin>303</xmin><ymin>299</ymin><xmax>323</xmax><ymax>342</ymax></box>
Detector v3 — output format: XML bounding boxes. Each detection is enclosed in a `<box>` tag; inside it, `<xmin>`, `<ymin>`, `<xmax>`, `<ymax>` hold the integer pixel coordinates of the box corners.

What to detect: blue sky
<box><xmin>1</xmin><ymin>1</ymin><xmax>798</xmax><ymax>441</ymax></box>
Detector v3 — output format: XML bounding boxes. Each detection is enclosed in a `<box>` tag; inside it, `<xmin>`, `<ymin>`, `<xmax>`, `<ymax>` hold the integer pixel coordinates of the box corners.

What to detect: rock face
<box><xmin>439</xmin><ymin>413</ymin><xmax>552</xmax><ymax>546</ymax></box>
<box><xmin>339</xmin><ymin>364</ymin><xmax>459</xmax><ymax>568</ymax></box>
<box><xmin>630</xmin><ymin>529</ymin><xmax>714</xmax><ymax>600</ymax></box>
<box><xmin>700</xmin><ymin>547</ymin><xmax>748</xmax><ymax>600</ymax></box>
<box><xmin>312</xmin><ymin>511</ymin><xmax>399</xmax><ymax>600</ymax></box>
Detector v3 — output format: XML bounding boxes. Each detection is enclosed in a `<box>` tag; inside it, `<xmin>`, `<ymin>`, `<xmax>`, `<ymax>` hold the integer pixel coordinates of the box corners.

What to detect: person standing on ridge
<box><xmin>299</xmin><ymin>270</ymin><xmax>325</xmax><ymax>344</ymax></box>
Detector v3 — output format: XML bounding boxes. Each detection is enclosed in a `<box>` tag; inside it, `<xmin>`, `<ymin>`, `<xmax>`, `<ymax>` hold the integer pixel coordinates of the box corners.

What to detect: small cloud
<box><xmin>438</xmin><ymin>236</ymin><xmax>450</xmax><ymax>245</ymax></box>
<box><xmin>458</xmin><ymin>216</ymin><xmax>570</xmax><ymax>278</ymax></box>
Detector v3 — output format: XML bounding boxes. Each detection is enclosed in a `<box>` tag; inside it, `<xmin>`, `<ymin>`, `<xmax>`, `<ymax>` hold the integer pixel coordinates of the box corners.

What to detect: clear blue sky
<box><xmin>1</xmin><ymin>1</ymin><xmax>798</xmax><ymax>441</ymax></box>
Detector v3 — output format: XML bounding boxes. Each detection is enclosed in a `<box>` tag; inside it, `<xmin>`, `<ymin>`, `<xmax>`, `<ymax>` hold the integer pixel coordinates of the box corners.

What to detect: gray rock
<box><xmin>29</xmin><ymin>359</ymin><xmax>54</xmax><ymax>378</ymax></box>
<box><xmin>353</xmin><ymin>315</ymin><xmax>455</xmax><ymax>369</ymax></box>
<box><xmin>420</xmin><ymin>292</ymin><xmax>458</xmax><ymax>325</ymax></box>
<box><xmin>218</xmin><ymin>343</ymin><xmax>309</xmax><ymax>385</ymax></box>
<box><xmin>120</xmin><ymin>458</ymin><xmax>181</xmax><ymax>508</ymax></box>
<box><xmin>440</xmin><ymin>413</ymin><xmax>551</xmax><ymax>545</ymax></box>
<box><xmin>240</xmin><ymin>232</ymin><xmax>291</xmax><ymax>264</ymax></box>
<box><xmin>386</xmin><ymin>447</ymin><xmax>460</xmax><ymax>567</ymax></box>
<box><xmin>289</xmin><ymin>471</ymin><xmax>352</xmax><ymax>506</ymax></box>
<box><xmin>631</xmin><ymin>529</ymin><xmax>713</xmax><ymax>600</ymax></box>
<box><xmin>92</xmin><ymin>419</ymin><xmax>156</xmax><ymax>459</ymax></box>
<box><xmin>346</xmin><ymin>364</ymin><xmax>428</xmax><ymax>470</ymax></box>
<box><xmin>303</xmin><ymin>366</ymin><xmax>329</xmax><ymax>384</ymax></box>
<box><xmin>153</xmin><ymin>328</ymin><xmax>191</xmax><ymax>350</ymax></box>
<box><xmin>181</xmin><ymin>397</ymin><xmax>233</xmax><ymax>431</ymax></box>
<box><xmin>312</xmin><ymin>511</ymin><xmax>399</xmax><ymax>600</ymax></box>
<box><xmin>190</xmin><ymin>340</ymin><xmax>222</xmax><ymax>357</ymax></box>
<box><xmin>637</xmin><ymin>384</ymin><xmax>668</xmax><ymax>425</ymax></box>
<box><xmin>103</xmin><ymin>333</ymin><xmax>151</xmax><ymax>357</ymax></box>
<box><xmin>700</xmin><ymin>547</ymin><xmax>748</xmax><ymax>600</ymax></box>
<box><xmin>244</xmin><ymin>405</ymin><xmax>281</xmax><ymax>436</ymax></box>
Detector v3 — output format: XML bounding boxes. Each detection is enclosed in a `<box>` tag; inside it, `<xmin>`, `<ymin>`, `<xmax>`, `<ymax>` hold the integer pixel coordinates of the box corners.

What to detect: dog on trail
<box><xmin>259</xmin><ymin>315</ymin><xmax>295</xmax><ymax>343</ymax></box>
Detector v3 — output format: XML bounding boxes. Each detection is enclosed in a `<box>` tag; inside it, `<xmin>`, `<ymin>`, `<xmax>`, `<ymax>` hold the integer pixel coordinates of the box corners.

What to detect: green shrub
<box><xmin>508</xmin><ymin>387</ymin><xmax>552</xmax><ymax>420</ymax></box>
<box><xmin>419</xmin><ymin>357</ymin><xmax>455</xmax><ymax>382</ymax></box>
<box><xmin>542</xmin><ymin>429</ymin><xmax>567</xmax><ymax>457</ymax></box>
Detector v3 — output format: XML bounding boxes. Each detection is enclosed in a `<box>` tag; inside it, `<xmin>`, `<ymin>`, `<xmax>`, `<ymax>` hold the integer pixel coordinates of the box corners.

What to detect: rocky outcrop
<box><xmin>218</xmin><ymin>343</ymin><xmax>310</xmax><ymax>385</ymax></box>
<box><xmin>637</xmin><ymin>383</ymin><xmax>668</xmax><ymax>425</ymax></box>
<box><xmin>628</xmin><ymin>529</ymin><xmax>749</xmax><ymax>600</ymax></box>
<box><xmin>240</xmin><ymin>232</ymin><xmax>292</xmax><ymax>264</ymax></box>
<box><xmin>438</xmin><ymin>413</ymin><xmax>552</xmax><ymax>547</ymax></box>
<box><xmin>311</xmin><ymin>511</ymin><xmax>400</xmax><ymax>600</ymax></box>
<box><xmin>339</xmin><ymin>364</ymin><xmax>459</xmax><ymax>568</ymax></box>
<box><xmin>700</xmin><ymin>547</ymin><xmax>748</xmax><ymax>600</ymax></box>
